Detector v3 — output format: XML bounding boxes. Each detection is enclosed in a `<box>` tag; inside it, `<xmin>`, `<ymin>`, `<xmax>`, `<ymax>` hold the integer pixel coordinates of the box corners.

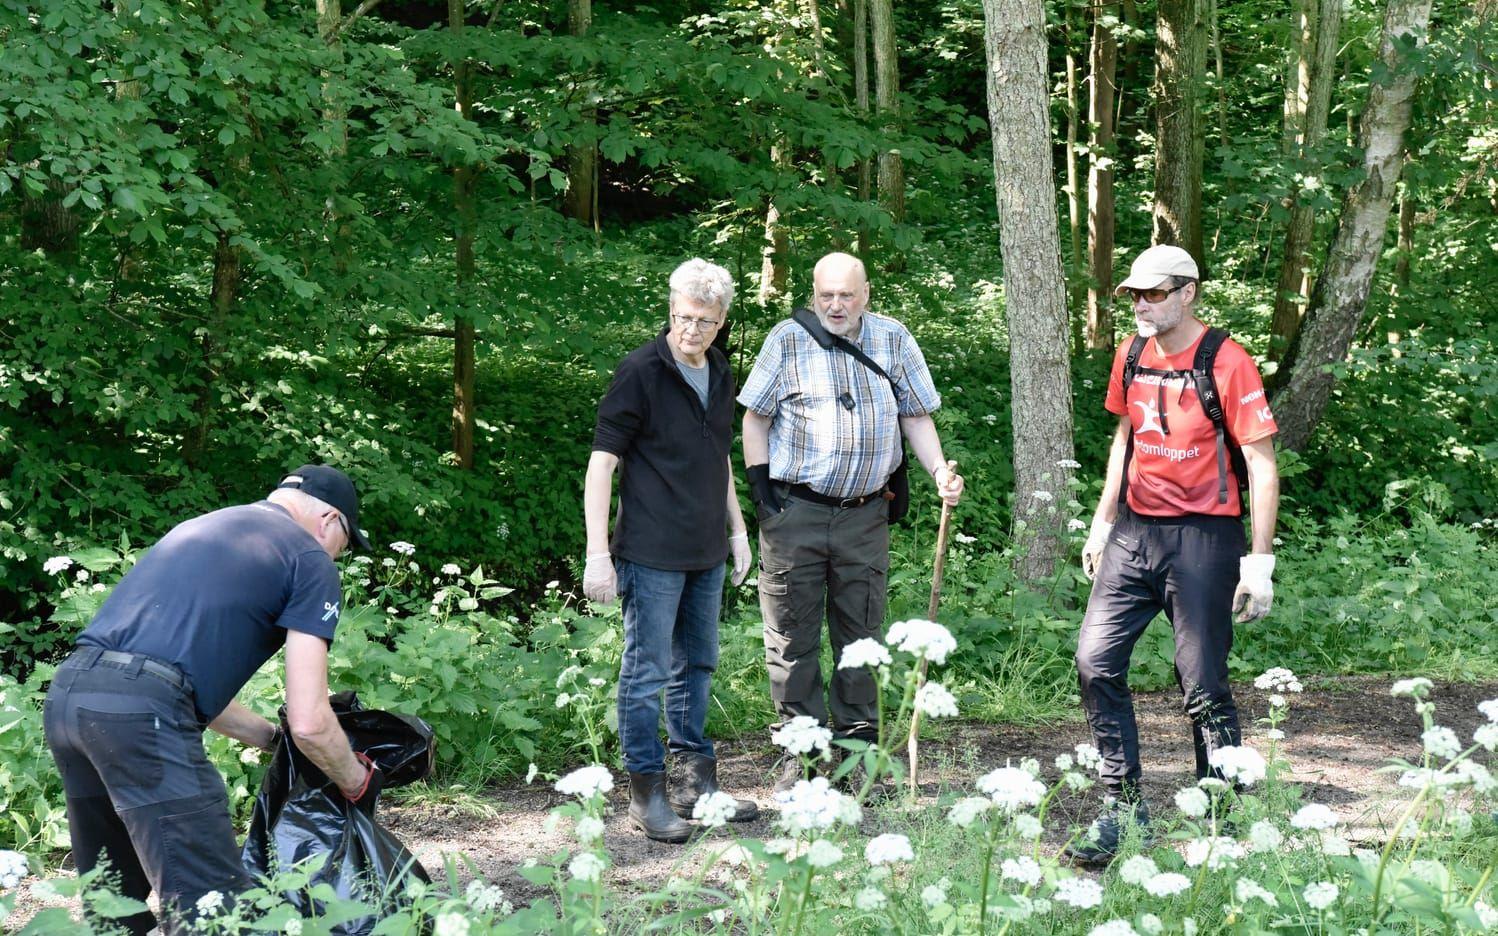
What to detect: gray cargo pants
<box><xmin>758</xmin><ymin>492</ymin><xmax>890</xmax><ymax>739</ymax></box>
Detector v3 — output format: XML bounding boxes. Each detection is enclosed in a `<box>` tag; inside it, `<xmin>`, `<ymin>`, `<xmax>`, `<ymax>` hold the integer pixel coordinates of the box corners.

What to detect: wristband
<box><xmin>343</xmin><ymin>752</ymin><xmax>376</xmax><ymax>801</ymax></box>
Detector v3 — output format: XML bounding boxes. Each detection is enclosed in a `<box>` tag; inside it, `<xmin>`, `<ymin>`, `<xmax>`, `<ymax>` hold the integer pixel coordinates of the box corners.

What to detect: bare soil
<box><xmin>7</xmin><ymin>676</ymin><xmax>1494</xmax><ymax>927</ymax></box>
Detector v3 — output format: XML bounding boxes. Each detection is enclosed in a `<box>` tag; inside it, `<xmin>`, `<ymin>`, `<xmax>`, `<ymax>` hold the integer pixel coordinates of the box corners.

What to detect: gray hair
<box><xmin>266</xmin><ymin>487</ymin><xmax>335</xmax><ymax>517</ymax></box>
<box><xmin>669</xmin><ymin>258</ymin><xmax>734</xmax><ymax>315</ymax></box>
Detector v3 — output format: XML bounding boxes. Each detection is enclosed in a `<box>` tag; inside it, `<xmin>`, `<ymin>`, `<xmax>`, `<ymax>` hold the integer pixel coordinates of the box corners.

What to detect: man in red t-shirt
<box><xmin>1065</xmin><ymin>245</ymin><xmax>1280</xmax><ymax>865</ymax></box>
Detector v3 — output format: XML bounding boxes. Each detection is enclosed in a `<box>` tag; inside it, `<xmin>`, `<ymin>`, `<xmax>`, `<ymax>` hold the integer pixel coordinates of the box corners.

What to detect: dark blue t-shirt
<box><xmin>78</xmin><ymin>501</ymin><xmax>343</xmax><ymax>721</ymax></box>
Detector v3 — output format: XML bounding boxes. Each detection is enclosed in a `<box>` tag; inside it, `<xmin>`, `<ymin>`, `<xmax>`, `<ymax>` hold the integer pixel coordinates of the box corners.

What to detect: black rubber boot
<box><xmin>669</xmin><ymin>751</ymin><xmax>761</xmax><ymax>822</ymax></box>
<box><xmin>628</xmin><ymin>771</ymin><xmax>693</xmax><ymax>843</ymax></box>
<box><xmin>1062</xmin><ymin>797</ymin><xmax>1152</xmax><ymax>866</ymax></box>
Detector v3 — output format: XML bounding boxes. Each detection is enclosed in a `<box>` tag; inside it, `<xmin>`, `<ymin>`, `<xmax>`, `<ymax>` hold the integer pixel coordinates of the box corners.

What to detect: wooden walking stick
<box><xmin>908</xmin><ymin>463</ymin><xmax>957</xmax><ymax>796</ymax></box>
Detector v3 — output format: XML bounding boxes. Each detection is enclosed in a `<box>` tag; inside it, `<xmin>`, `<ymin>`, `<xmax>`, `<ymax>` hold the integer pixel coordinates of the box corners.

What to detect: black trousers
<box><xmin>43</xmin><ymin>648</ymin><xmax>252</xmax><ymax>936</ymax></box>
<box><xmin>1075</xmin><ymin>509</ymin><xmax>1246</xmax><ymax>799</ymax></box>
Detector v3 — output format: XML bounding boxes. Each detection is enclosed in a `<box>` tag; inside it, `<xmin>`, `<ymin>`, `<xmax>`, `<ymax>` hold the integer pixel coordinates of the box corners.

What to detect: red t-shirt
<box><xmin>1105</xmin><ymin>329</ymin><xmax>1277</xmax><ymax>517</ymax></box>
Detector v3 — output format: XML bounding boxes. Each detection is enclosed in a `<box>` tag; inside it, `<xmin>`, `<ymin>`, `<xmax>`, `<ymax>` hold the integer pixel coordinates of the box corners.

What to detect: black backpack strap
<box><xmin>1191</xmin><ymin>327</ymin><xmax>1247</xmax><ymax>509</ymax></box>
<box><xmin>792</xmin><ymin>307</ymin><xmax>898</xmax><ymax>389</ymax></box>
<box><xmin>1117</xmin><ymin>334</ymin><xmax>1149</xmax><ymax>508</ymax></box>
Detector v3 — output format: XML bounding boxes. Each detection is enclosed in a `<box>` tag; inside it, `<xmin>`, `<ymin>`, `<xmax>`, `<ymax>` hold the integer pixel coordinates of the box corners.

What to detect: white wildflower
<box><xmin>1014</xmin><ymin>814</ymin><xmax>1043</xmax><ymax>839</ymax></box>
<box><xmin>1269</xmin><ymin>694</ymin><xmax>1287</xmax><ymax>709</ymax></box>
<box><xmin>239</xmin><ymin>747</ymin><xmax>261</xmax><ymax>765</ymax></box>
<box><xmin>915</xmin><ymin>682</ymin><xmax>959</xmax><ymax>718</ymax></box>
<box><xmin>865</xmin><ymin>833</ymin><xmax>914</xmax><ymax>865</ymax></box>
<box><xmin>1075</xmin><ymin>743</ymin><xmax>1103</xmax><ymax>772</ymax></box>
<box><xmin>838</xmin><ymin>638</ymin><xmax>892</xmax><ymax>670</ymax></box>
<box><xmin>885</xmin><ymin>618</ymin><xmax>958</xmax><ymax>664</ymax></box>
<box><xmin>0</xmin><ymin>850</ymin><xmax>28</xmax><ymax>889</ymax></box>
<box><xmin>1302</xmin><ymin>881</ymin><xmax>1338</xmax><ymax>911</ymax></box>
<box><xmin>43</xmin><ymin>556</ymin><xmax>73</xmax><ymax>575</ymax></box>
<box><xmin>575</xmin><ymin>816</ymin><xmax>605</xmax><ymax>845</ymax></box>
<box><xmin>554</xmin><ymin>765</ymin><xmax>613</xmax><ymax>798</ymax></box>
<box><xmin>285</xmin><ymin>920</ymin><xmax>303</xmax><ymax>936</ymax></box>
<box><xmin>854</xmin><ymin>887</ymin><xmax>888</xmax><ymax>911</ymax></box>
<box><xmin>1422</xmin><ymin>726</ymin><xmax>1461</xmax><ymax>760</ymax></box>
<box><xmin>1118</xmin><ymin>855</ymin><xmax>1159</xmax><ymax>886</ymax></box>
<box><xmin>1319</xmin><ymin>833</ymin><xmax>1351</xmax><ymax>857</ymax></box>
<box><xmin>1474</xmin><ymin>900</ymin><xmax>1498</xmax><ymax>929</ymax></box>
<box><xmin>1068</xmin><ymin>518</ymin><xmax>1088</xmax><ymax>532</ymax></box>
<box><xmin>976</xmin><ymin>767</ymin><xmax>1047</xmax><ymax>813</ymax></box>
<box><xmin>805</xmin><ymin>839</ymin><xmax>843</xmax><ymax>868</ymax></box>
<box><xmin>1253</xmin><ymin>668</ymin><xmax>1303</xmax><ymax>693</ymax></box>
<box><xmin>1174</xmin><ymin>787</ymin><xmax>1209</xmax><ymax>818</ymax></box>
<box><xmin>1208</xmin><ymin>745</ymin><xmax>1266</xmax><ymax>786</ymax></box>
<box><xmin>774</xmin><ymin>776</ymin><xmax>861</xmax><ymax>834</ymax></box>
<box><xmin>1053</xmin><ymin>877</ymin><xmax>1105</xmax><ymax>909</ymax></box>
<box><xmin>195</xmin><ymin>891</ymin><xmax>224</xmax><ymax>917</ymax></box>
<box><xmin>75</xmin><ymin>569</ymin><xmax>89</xmax><ymax>582</ymax></box>
<box><xmin>1138</xmin><ymin>914</ymin><xmax>1164</xmax><ymax>936</ymax></box>
<box><xmin>589</xmin><ymin>677</ymin><xmax>605</xmax><ymax>687</ymax></box>
<box><xmin>1032</xmin><ymin>490</ymin><xmax>1054</xmax><ymax>502</ymax></box>
<box><xmin>921</xmin><ymin>884</ymin><xmax>948</xmax><ymax>908</ymax></box>
<box><xmin>1183</xmin><ymin>918</ymin><xmax>1198</xmax><ymax>936</ymax></box>
<box><xmin>1056</xmin><ymin>458</ymin><xmax>1082</xmax><ymax>469</ymax></box>
<box><xmin>525</xmin><ymin>763</ymin><xmax>539</xmax><ymax>784</ymax></box>
<box><xmin>390</xmin><ymin>541</ymin><xmax>416</xmax><ymax>556</ymax></box>
<box><xmin>545</xmin><ymin>579</ymin><xmax>560</xmax><ymax>590</ymax></box>
<box><xmin>1196</xmin><ymin>777</ymin><xmax>1229</xmax><ymax>794</ymax></box>
<box><xmin>555</xmin><ymin>693</ymin><xmax>572</xmax><ymax>708</ymax></box>
<box><xmin>1143</xmin><ymin>873</ymin><xmax>1192</xmax><ymax>897</ymax></box>
<box><xmin>1264</xmin><ymin>728</ymin><xmax>1286</xmax><ymax>741</ymax></box>
<box><xmin>1001</xmin><ymin>856</ymin><xmax>1042</xmax><ymax>887</ymax></box>
<box><xmin>1391</xmin><ymin>678</ymin><xmax>1434</xmax><ymax>699</ymax></box>
<box><xmin>1054</xmin><ymin>753</ymin><xmax>1074</xmax><ymax>771</ymax></box>
<box><xmin>433</xmin><ymin>913</ymin><xmax>470</xmax><ymax>936</ymax></box>
<box><xmin>1478</xmin><ymin>698</ymin><xmax>1498</xmax><ymax>723</ymax></box>
<box><xmin>568</xmin><ymin>852</ymin><xmax>606</xmax><ymax>883</ymax></box>
<box><xmin>1247</xmin><ymin>820</ymin><xmax>1283</xmax><ymax>852</ymax></box>
<box><xmin>1185</xmin><ymin>836</ymin><xmax>1244</xmax><ymax>870</ymax></box>
<box><xmin>948</xmin><ymin>796</ymin><xmax>993</xmax><ymax>828</ymax></box>
<box><xmin>441</xmin><ymin>563</ymin><xmax>461</xmax><ymax>575</ymax></box>
<box><xmin>692</xmin><ymin>791</ymin><xmax>739</xmax><ymax>829</ymax></box>
<box><xmin>1235</xmin><ymin>878</ymin><xmax>1277</xmax><ymax>907</ymax></box>
<box><xmin>465</xmin><ymin>880</ymin><xmax>512</xmax><ymax>915</ymax></box>
<box><xmin>1444</xmin><ymin>806</ymin><xmax>1473</xmax><ymax>834</ymax></box>
<box><xmin>1290</xmin><ymin>803</ymin><xmax>1339</xmax><ymax>830</ymax></box>
<box><xmin>1475</xmin><ymin>723</ymin><xmax>1498</xmax><ymax>751</ymax></box>
<box><xmin>772</xmin><ymin>716</ymin><xmax>833</xmax><ymax>757</ymax></box>
<box><xmin>1019</xmin><ymin>756</ymin><xmax>1041</xmax><ymax>777</ymax></box>
<box><xmin>1089</xmin><ymin>922</ymin><xmax>1137</xmax><ymax>936</ymax></box>
<box><xmin>381</xmin><ymin>557</ymin><xmax>396</xmax><ymax>568</ymax></box>
<box><xmin>1455</xmin><ymin>759</ymin><xmax>1496</xmax><ymax>793</ymax></box>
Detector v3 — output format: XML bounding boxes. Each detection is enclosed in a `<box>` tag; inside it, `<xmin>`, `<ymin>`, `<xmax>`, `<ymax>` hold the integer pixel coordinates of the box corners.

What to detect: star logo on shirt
<box><xmin>1132</xmin><ymin>398</ymin><xmax>1165</xmax><ymax>438</ymax></box>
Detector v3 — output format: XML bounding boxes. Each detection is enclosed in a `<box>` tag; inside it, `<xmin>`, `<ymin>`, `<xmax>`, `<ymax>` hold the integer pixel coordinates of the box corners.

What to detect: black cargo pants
<box><xmin>43</xmin><ymin>647</ymin><xmax>252</xmax><ymax>936</ymax></box>
<box><xmin>1075</xmin><ymin>508</ymin><xmax>1246</xmax><ymax>799</ymax></box>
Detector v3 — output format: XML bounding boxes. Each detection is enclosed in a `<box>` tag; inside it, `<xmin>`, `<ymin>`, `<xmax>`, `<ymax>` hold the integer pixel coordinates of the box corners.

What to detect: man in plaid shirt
<box><xmin>739</xmin><ymin>252</ymin><xmax>964</xmax><ymax>791</ymax></box>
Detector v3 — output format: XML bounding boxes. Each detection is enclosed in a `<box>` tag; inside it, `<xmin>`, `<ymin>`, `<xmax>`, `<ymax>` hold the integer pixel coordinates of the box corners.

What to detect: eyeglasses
<box><xmin>671</xmin><ymin>314</ymin><xmax>721</xmax><ymax>333</ymax></box>
<box><xmin>329</xmin><ymin>511</ymin><xmax>351</xmax><ymax>544</ymax></box>
<box><xmin>1124</xmin><ymin>284</ymin><xmax>1187</xmax><ymax>305</ymax></box>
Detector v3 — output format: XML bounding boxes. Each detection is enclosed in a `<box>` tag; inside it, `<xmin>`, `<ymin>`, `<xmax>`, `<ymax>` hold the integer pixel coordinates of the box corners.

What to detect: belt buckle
<box><xmin>838</xmin><ymin>494</ymin><xmax>863</xmax><ymax>509</ymax></box>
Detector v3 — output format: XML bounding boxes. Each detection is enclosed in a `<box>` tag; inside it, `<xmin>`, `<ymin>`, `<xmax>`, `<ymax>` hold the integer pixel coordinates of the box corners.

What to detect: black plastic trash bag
<box><xmin>242</xmin><ymin>692</ymin><xmax>436</xmax><ymax>933</ymax></box>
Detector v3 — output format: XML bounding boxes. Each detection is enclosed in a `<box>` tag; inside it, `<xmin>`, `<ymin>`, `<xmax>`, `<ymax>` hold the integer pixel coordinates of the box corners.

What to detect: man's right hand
<box><xmin>341</xmin><ymin>751</ymin><xmax>383</xmax><ymax>814</ymax></box>
<box><xmin>1081</xmin><ymin>517</ymin><xmax>1114</xmax><ymax>580</ymax></box>
<box><xmin>583</xmin><ymin>554</ymin><xmax>618</xmax><ymax>604</ymax></box>
<box><xmin>745</xmin><ymin>464</ymin><xmax>783</xmax><ymax>516</ymax></box>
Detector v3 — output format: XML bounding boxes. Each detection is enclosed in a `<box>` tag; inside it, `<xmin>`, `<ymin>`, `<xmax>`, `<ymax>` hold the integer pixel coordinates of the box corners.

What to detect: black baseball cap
<box><xmin>276</xmin><ymin>464</ymin><xmax>373</xmax><ymax>551</ymax></box>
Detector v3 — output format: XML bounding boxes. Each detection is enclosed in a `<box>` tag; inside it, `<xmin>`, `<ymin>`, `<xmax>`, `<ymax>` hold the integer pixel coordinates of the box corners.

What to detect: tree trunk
<box><xmin>1065</xmin><ymin>0</ymin><xmax>1084</xmax><ymax>343</ymax></box>
<box><xmin>1116</xmin><ymin>0</ymin><xmax>1139</xmax><ymax>130</ymax></box>
<box><xmin>317</xmin><ymin>0</ymin><xmax>352</xmax><ymax>274</ymax></box>
<box><xmin>1269</xmin><ymin>0</ymin><xmax>1341</xmax><ymax>359</ymax></box>
<box><xmin>1152</xmin><ymin>0</ymin><xmax>1206</xmax><ymax>267</ymax></box>
<box><xmin>871</xmin><ymin>0</ymin><xmax>904</xmax><ymax>230</ymax></box>
<box><xmin>450</xmin><ymin>0</ymin><xmax>476</xmax><ymax>470</ymax></box>
<box><xmin>981</xmin><ymin>0</ymin><xmax>1077</xmax><ymax>584</ymax></box>
<box><xmin>562</xmin><ymin>0</ymin><xmax>598</xmax><ymax>230</ymax></box>
<box><xmin>1207</xmin><ymin>0</ymin><xmax>1227</xmax><ymax>150</ymax></box>
<box><xmin>182</xmin><ymin>230</ymin><xmax>242</xmax><ymax>466</ymax></box>
<box><xmin>1086</xmin><ymin>1</ymin><xmax>1118</xmax><ymax>350</ymax></box>
<box><xmin>19</xmin><ymin>178</ymin><xmax>79</xmax><ymax>259</ymax></box>
<box><xmin>854</xmin><ymin>0</ymin><xmax>872</xmax><ymax>256</ymax></box>
<box><xmin>1271</xmin><ymin>0</ymin><xmax>1432</xmax><ymax>452</ymax></box>
<box><xmin>1393</xmin><ymin>171</ymin><xmax>1415</xmax><ymax>291</ymax></box>
<box><xmin>759</xmin><ymin>144</ymin><xmax>792</xmax><ymax>310</ymax></box>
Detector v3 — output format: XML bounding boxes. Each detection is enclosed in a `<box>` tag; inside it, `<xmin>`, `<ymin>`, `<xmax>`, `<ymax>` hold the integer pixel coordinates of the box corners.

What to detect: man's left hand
<box><xmin>1233</xmin><ymin>553</ymin><xmax>1275</xmax><ymax>623</ymax></box>
<box><xmin>729</xmin><ymin>533</ymin><xmax>752</xmax><ymax>586</ymax></box>
<box><xmin>934</xmin><ymin>461</ymin><xmax>964</xmax><ymax>506</ymax></box>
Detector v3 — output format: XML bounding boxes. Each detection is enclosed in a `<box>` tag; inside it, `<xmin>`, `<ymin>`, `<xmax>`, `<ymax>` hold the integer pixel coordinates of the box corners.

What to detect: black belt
<box><xmin>97</xmin><ymin>650</ymin><xmax>187</xmax><ymax>689</ymax></box>
<box><xmin>785</xmin><ymin>483</ymin><xmax>886</xmax><ymax>510</ymax></box>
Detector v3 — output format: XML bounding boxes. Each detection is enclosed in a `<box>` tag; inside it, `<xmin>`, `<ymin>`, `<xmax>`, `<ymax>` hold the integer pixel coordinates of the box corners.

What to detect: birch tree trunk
<box><xmin>450</xmin><ymin>0</ymin><xmax>477</xmax><ymax>470</ymax></box>
<box><xmin>1152</xmin><ymin>0</ymin><xmax>1206</xmax><ymax>267</ymax></box>
<box><xmin>759</xmin><ymin>142</ymin><xmax>792</xmax><ymax>310</ymax></box>
<box><xmin>980</xmin><ymin>0</ymin><xmax>1077</xmax><ymax>584</ymax></box>
<box><xmin>1272</xmin><ymin>0</ymin><xmax>1433</xmax><ymax>451</ymax></box>
<box><xmin>1086</xmin><ymin>1</ymin><xmax>1119</xmax><ymax>350</ymax></box>
<box><xmin>1269</xmin><ymin>0</ymin><xmax>1342</xmax><ymax>358</ymax></box>
<box><xmin>1065</xmin><ymin>0</ymin><xmax>1085</xmax><ymax>339</ymax></box>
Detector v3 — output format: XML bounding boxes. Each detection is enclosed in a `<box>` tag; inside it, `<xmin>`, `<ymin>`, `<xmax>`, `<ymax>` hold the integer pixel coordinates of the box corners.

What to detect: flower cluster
<box><xmin>1207</xmin><ymin>745</ymin><xmax>1266</xmax><ymax>787</ymax></box>
<box><xmin>915</xmin><ymin>681</ymin><xmax>959</xmax><ymax>718</ymax></box>
<box><xmin>884</xmin><ymin>618</ymin><xmax>957</xmax><ymax>664</ymax></box>
<box><xmin>554</xmin><ymin>765</ymin><xmax>613</xmax><ymax>799</ymax></box>
<box><xmin>1253</xmin><ymin>667</ymin><xmax>1304</xmax><ymax>693</ymax></box>
<box><xmin>838</xmin><ymin>638</ymin><xmax>892</xmax><ymax>670</ymax></box>
<box><xmin>0</xmin><ymin>850</ymin><xmax>25</xmax><ymax>890</ymax></box>
<box><xmin>771</xmin><ymin>716</ymin><xmax>833</xmax><ymax>758</ymax></box>
<box><xmin>692</xmin><ymin>791</ymin><xmax>739</xmax><ymax>829</ymax></box>
<box><xmin>975</xmin><ymin>766</ymin><xmax>1047</xmax><ymax>813</ymax></box>
<box><xmin>774</xmin><ymin>776</ymin><xmax>861</xmax><ymax>835</ymax></box>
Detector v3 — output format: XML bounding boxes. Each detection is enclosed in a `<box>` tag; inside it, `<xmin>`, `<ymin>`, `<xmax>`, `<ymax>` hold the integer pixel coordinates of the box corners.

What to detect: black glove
<box><xmin>746</xmin><ymin>464</ymin><xmax>783</xmax><ymax>516</ymax></box>
<box><xmin>342</xmin><ymin>752</ymin><xmax>384</xmax><ymax>814</ymax></box>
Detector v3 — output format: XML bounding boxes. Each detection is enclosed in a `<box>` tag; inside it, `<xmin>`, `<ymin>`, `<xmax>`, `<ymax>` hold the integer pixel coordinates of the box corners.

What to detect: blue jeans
<box><xmin>616</xmin><ymin>559</ymin><xmax>724</xmax><ymax>775</ymax></box>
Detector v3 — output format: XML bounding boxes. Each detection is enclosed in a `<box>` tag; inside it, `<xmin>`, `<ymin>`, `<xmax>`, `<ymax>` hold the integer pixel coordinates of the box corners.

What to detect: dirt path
<box><xmin>382</xmin><ymin>676</ymin><xmax>1496</xmax><ymax>899</ymax></box>
<box><xmin>7</xmin><ymin>676</ymin><xmax>1494</xmax><ymax>926</ymax></box>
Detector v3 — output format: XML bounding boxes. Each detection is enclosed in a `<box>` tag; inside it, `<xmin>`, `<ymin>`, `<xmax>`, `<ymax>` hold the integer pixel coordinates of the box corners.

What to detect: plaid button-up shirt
<box><xmin>738</xmin><ymin>312</ymin><xmax>942</xmax><ymax>498</ymax></box>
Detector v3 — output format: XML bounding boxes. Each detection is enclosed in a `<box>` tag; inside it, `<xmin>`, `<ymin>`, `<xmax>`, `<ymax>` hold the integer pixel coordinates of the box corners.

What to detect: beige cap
<box><xmin>1114</xmin><ymin>245</ymin><xmax>1200</xmax><ymax>294</ymax></box>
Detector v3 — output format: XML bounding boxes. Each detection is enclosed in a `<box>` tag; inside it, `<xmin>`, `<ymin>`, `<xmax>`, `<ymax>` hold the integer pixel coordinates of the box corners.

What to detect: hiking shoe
<box><xmin>1063</xmin><ymin>798</ymin><xmax>1151</xmax><ymax>866</ymax></box>
<box><xmin>773</xmin><ymin>757</ymin><xmax>819</xmax><ymax>795</ymax></box>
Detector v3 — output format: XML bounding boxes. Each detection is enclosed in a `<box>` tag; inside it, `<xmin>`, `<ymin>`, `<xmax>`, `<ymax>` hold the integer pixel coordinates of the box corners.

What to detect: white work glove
<box><xmin>582</xmin><ymin>553</ymin><xmax>617</xmax><ymax>605</ymax></box>
<box><xmin>729</xmin><ymin>533</ymin><xmax>751</xmax><ymax>586</ymax></box>
<box><xmin>1233</xmin><ymin>553</ymin><xmax>1276</xmax><ymax>623</ymax></box>
<box><xmin>1081</xmin><ymin>517</ymin><xmax>1114</xmax><ymax>581</ymax></box>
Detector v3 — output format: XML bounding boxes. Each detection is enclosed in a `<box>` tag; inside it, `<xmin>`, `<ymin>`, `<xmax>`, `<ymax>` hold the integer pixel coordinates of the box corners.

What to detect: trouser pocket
<box><xmin>78</xmin><ymin>709</ymin><xmax>165</xmax><ymax>789</ymax></box>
